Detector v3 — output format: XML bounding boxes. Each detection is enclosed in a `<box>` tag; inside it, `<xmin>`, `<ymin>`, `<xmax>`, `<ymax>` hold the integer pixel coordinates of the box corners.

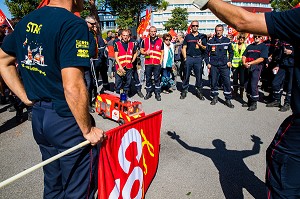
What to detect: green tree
<box><xmin>164</xmin><ymin>7</ymin><xmax>188</xmax><ymax>32</ymax></box>
<box><xmin>109</xmin><ymin>0</ymin><xmax>168</xmax><ymax>28</ymax></box>
<box><xmin>5</xmin><ymin>0</ymin><xmax>40</xmax><ymax>19</ymax></box>
<box><xmin>270</xmin><ymin>0</ymin><xmax>300</xmax><ymax>11</ymax></box>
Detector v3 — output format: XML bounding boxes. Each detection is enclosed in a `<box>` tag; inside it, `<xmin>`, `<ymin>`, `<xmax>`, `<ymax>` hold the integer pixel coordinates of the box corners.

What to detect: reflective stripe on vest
<box><xmin>116</xmin><ymin>41</ymin><xmax>134</xmax><ymax>69</ymax></box>
<box><xmin>232</xmin><ymin>43</ymin><xmax>247</xmax><ymax>68</ymax></box>
<box><xmin>144</xmin><ymin>38</ymin><xmax>163</xmax><ymax>65</ymax></box>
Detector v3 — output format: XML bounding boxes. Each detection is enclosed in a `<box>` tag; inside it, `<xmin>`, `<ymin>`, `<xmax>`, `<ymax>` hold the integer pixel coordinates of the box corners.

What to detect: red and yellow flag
<box><xmin>0</xmin><ymin>9</ymin><xmax>8</xmax><ymax>27</ymax></box>
<box><xmin>98</xmin><ymin>110</ymin><xmax>162</xmax><ymax>199</ymax></box>
<box><xmin>137</xmin><ymin>9</ymin><xmax>151</xmax><ymax>38</ymax></box>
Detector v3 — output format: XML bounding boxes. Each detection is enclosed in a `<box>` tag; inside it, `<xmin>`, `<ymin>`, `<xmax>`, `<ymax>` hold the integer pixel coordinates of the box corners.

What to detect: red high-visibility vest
<box><xmin>144</xmin><ymin>37</ymin><xmax>163</xmax><ymax>65</ymax></box>
<box><xmin>115</xmin><ymin>41</ymin><xmax>134</xmax><ymax>69</ymax></box>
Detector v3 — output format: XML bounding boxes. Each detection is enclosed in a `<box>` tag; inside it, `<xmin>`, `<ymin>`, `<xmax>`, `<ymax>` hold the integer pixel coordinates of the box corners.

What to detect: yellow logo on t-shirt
<box><xmin>26</xmin><ymin>22</ymin><xmax>42</xmax><ymax>34</ymax></box>
<box><xmin>76</xmin><ymin>40</ymin><xmax>89</xmax><ymax>49</ymax></box>
<box><xmin>77</xmin><ymin>49</ymin><xmax>89</xmax><ymax>58</ymax></box>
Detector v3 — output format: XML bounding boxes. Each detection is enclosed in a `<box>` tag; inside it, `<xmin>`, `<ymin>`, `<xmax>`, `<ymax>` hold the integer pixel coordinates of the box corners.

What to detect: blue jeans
<box><xmin>32</xmin><ymin>101</ymin><xmax>98</xmax><ymax>199</ymax></box>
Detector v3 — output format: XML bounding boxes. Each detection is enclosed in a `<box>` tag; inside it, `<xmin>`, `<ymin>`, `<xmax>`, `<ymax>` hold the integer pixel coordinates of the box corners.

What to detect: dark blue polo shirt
<box><xmin>242</xmin><ymin>43</ymin><xmax>268</xmax><ymax>67</ymax></box>
<box><xmin>265</xmin><ymin>8</ymin><xmax>300</xmax><ymax>114</ymax></box>
<box><xmin>1</xmin><ymin>6</ymin><xmax>90</xmax><ymax>117</ymax></box>
<box><xmin>183</xmin><ymin>32</ymin><xmax>207</xmax><ymax>57</ymax></box>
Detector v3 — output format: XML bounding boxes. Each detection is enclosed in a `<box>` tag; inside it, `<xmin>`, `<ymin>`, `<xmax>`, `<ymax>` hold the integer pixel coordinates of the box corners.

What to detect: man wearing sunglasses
<box><xmin>242</xmin><ymin>35</ymin><xmax>268</xmax><ymax>111</ymax></box>
<box><xmin>180</xmin><ymin>20</ymin><xmax>207</xmax><ymax>100</ymax></box>
<box><xmin>193</xmin><ymin>0</ymin><xmax>300</xmax><ymax>197</ymax></box>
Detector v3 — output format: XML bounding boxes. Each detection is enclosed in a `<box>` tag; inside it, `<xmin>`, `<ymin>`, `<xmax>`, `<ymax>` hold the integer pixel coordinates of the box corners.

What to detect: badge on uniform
<box><xmin>212</xmin><ymin>46</ymin><xmax>216</xmax><ymax>51</ymax></box>
<box><xmin>224</xmin><ymin>46</ymin><xmax>228</xmax><ymax>49</ymax></box>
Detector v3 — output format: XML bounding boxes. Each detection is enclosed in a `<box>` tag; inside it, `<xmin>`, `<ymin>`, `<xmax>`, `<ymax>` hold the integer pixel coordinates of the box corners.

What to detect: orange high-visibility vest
<box><xmin>115</xmin><ymin>41</ymin><xmax>134</xmax><ymax>70</ymax></box>
<box><xmin>144</xmin><ymin>37</ymin><xmax>163</xmax><ymax>65</ymax></box>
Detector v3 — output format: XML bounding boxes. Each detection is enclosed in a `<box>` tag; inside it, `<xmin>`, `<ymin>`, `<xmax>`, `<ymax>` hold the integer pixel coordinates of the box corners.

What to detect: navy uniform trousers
<box><xmin>115</xmin><ymin>68</ymin><xmax>133</xmax><ymax>94</ymax></box>
<box><xmin>182</xmin><ymin>56</ymin><xmax>203</xmax><ymax>91</ymax></box>
<box><xmin>245</xmin><ymin>65</ymin><xmax>262</xmax><ymax>103</ymax></box>
<box><xmin>32</xmin><ymin>101</ymin><xmax>98</xmax><ymax>199</ymax></box>
<box><xmin>272</xmin><ymin>67</ymin><xmax>293</xmax><ymax>104</ymax></box>
<box><xmin>210</xmin><ymin>64</ymin><xmax>232</xmax><ymax>99</ymax></box>
<box><xmin>145</xmin><ymin>64</ymin><xmax>161</xmax><ymax>95</ymax></box>
<box><xmin>266</xmin><ymin>115</ymin><xmax>300</xmax><ymax>199</ymax></box>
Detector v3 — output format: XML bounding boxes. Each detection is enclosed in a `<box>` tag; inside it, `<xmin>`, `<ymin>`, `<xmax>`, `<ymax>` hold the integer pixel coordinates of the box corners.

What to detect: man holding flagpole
<box><xmin>0</xmin><ymin>0</ymin><xmax>106</xmax><ymax>198</ymax></box>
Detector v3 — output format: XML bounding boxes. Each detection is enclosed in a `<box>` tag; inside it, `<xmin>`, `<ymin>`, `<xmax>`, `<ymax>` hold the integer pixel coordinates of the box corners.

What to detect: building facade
<box><xmin>152</xmin><ymin>0</ymin><xmax>272</xmax><ymax>34</ymax></box>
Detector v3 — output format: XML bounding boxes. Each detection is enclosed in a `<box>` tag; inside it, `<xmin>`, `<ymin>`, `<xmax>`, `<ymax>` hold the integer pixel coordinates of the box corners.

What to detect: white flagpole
<box><xmin>0</xmin><ymin>140</ymin><xmax>90</xmax><ymax>189</ymax></box>
<box><xmin>5</xmin><ymin>17</ymin><xmax>14</xmax><ymax>31</ymax></box>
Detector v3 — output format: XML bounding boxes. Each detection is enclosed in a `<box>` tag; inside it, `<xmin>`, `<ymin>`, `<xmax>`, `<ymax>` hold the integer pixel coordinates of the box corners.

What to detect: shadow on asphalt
<box><xmin>0</xmin><ymin>112</ymin><xmax>28</xmax><ymax>134</ymax></box>
<box><xmin>167</xmin><ymin>131</ymin><xmax>267</xmax><ymax>199</ymax></box>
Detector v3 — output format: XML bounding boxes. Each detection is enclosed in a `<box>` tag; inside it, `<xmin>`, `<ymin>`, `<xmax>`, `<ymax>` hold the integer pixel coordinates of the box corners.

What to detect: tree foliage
<box><xmin>5</xmin><ymin>0</ymin><xmax>40</xmax><ymax>19</ymax></box>
<box><xmin>270</xmin><ymin>0</ymin><xmax>300</xmax><ymax>11</ymax></box>
<box><xmin>109</xmin><ymin>0</ymin><xmax>168</xmax><ymax>28</ymax></box>
<box><xmin>164</xmin><ymin>7</ymin><xmax>188</xmax><ymax>32</ymax></box>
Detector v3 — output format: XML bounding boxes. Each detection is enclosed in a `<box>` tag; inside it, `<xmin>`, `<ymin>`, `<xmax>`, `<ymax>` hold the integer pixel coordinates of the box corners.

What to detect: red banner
<box><xmin>0</xmin><ymin>9</ymin><xmax>8</xmax><ymax>27</ymax></box>
<box><xmin>137</xmin><ymin>9</ymin><xmax>151</xmax><ymax>39</ymax></box>
<box><xmin>98</xmin><ymin>110</ymin><xmax>162</xmax><ymax>199</ymax></box>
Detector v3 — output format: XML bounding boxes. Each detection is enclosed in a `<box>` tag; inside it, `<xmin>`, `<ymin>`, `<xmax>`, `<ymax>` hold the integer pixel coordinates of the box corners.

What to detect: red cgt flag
<box><xmin>0</xmin><ymin>9</ymin><xmax>9</xmax><ymax>27</ymax></box>
<box><xmin>98</xmin><ymin>110</ymin><xmax>162</xmax><ymax>199</ymax></box>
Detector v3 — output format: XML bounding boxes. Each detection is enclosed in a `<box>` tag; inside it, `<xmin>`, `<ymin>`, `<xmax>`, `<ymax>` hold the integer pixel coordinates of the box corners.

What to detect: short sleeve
<box><xmin>113</xmin><ymin>42</ymin><xmax>118</xmax><ymax>52</ymax></box>
<box><xmin>183</xmin><ymin>36</ymin><xmax>188</xmax><ymax>46</ymax></box>
<box><xmin>260</xmin><ymin>45</ymin><xmax>269</xmax><ymax>59</ymax></box>
<box><xmin>1</xmin><ymin>33</ymin><xmax>17</xmax><ymax>56</ymax></box>
<box><xmin>59</xmin><ymin>20</ymin><xmax>90</xmax><ymax>69</ymax></box>
<box><xmin>265</xmin><ymin>8</ymin><xmax>300</xmax><ymax>45</ymax></box>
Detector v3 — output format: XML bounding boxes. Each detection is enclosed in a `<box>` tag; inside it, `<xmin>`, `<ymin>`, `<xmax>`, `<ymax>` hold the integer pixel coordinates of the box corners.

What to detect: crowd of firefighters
<box><xmin>0</xmin><ymin>17</ymin><xmax>295</xmax><ymax>121</ymax></box>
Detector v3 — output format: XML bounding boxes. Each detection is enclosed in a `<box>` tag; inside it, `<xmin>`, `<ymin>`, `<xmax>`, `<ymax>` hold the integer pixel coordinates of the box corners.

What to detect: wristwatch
<box><xmin>192</xmin><ymin>0</ymin><xmax>210</xmax><ymax>10</ymax></box>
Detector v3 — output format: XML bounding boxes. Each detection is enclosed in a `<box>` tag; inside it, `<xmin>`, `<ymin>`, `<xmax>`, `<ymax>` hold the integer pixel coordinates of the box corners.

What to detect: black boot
<box><xmin>247</xmin><ymin>102</ymin><xmax>257</xmax><ymax>111</ymax></box>
<box><xmin>210</xmin><ymin>96</ymin><xmax>218</xmax><ymax>105</ymax></box>
<box><xmin>225</xmin><ymin>99</ymin><xmax>234</xmax><ymax>108</ymax></box>
<box><xmin>137</xmin><ymin>91</ymin><xmax>144</xmax><ymax>98</ymax></box>
<box><xmin>144</xmin><ymin>92</ymin><xmax>152</xmax><ymax>100</ymax></box>
<box><xmin>195</xmin><ymin>88</ymin><xmax>205</xmax><ymax>100</ymax></box>
<box><xmin>180</xmin><ymin>91</ymin><xmax>187</xmax><ymax>99</ymax></box>
<box><xmin>155</xmin><ymin>93</ymin><xmax>161</xmax><ymax>101</ymax></box>
<box><xmin>279</xmin><ymin>103</ymin><xmax>290</xmax><ymax>112</ymax></box>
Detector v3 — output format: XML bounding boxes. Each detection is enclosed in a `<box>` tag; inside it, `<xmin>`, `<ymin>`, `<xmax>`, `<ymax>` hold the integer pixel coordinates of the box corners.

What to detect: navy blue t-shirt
<box><xmin>242</xmin><ymin>43</ymin><xmax>268</xmax><ymax>67</ymax></box>
<box><xmin>1</xmin><ymin>6</ymin><xmax>91</xmax><ymax>117</ymax></box>
<box><xmin>265</xmin><ymin>8</ymin><xmax>300</xmax><ymax>114</ymax></box>
<box><xmin>183</xmin><ymin>32</ymin><xmax>207</xmax><ymax>57</ymax></box>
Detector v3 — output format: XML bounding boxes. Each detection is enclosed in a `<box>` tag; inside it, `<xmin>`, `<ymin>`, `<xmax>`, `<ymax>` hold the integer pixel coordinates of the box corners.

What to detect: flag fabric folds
<box><xmin>0</xmin><ymin>9</ymin><xmax>10</xmax><ymax>28</ymax></box>
<box><xmin>98</xmin><ymin>110</ymin><xmax>162</xmax><ymax>199</ymax></box>
<box><xmin>137</xmin><ymin>9</ymin><xmax>151</xmax><ymax>39</ymax></box>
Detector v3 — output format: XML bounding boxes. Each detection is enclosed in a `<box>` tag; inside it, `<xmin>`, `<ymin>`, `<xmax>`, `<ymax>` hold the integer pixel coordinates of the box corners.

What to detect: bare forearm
<box><xmin>63</xmin><ymin>72</ymin><xmax>91</xmax><ymax>135</ymax></box>
<box><xmin>207</xmin><ymin>0</ymin><xmax>268</xmax><ymax>35</ymax></box>
<box><xmin>249</xmin><ymin>58</ymin><xmax>264</xmax><ymax>65</ymax></box>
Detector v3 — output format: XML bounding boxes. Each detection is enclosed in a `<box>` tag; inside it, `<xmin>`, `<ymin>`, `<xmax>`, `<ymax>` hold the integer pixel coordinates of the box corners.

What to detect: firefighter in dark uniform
<box><xmin>266</xmin><ymin>41</ymin><xmax>294</xmax><ymax>112</ymax></box>
<box><xmin>180</xmin><ymin>20</ymin><xmax>207</xmax><ymax>100</ymax></box>
<box><xmin>205</xmin><ymin>24</ymin><xmax>234</xmax><ymax>108</ymax></box>
<box><xmin>193</xmin><ymin>0</ymin><xmax>300</xmax><ymax>197</ymax></box>
<box><xmin>140</xmin><ymin>26</ymin><xmax>164</xmax><ymax>101</ymax></box>
<box><xmin>242</xmin><ymin>35</ymin><xmax>268</xmax><ymax>111</ymax></box>
<box><xmin>114</xmin><ymin>29</ymin><xmax>137</xmax><ymax>94</ymax></box>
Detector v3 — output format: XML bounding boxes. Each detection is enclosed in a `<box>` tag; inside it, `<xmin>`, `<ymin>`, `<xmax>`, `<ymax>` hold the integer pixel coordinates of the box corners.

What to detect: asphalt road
<box><xmin>0</xmin><ymin>76</ymin><xmax>290</xmax><ymax>199</ymax></box>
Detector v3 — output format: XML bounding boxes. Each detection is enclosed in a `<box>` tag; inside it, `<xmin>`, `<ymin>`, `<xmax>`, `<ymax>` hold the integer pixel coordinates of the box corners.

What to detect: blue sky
<box><xmin>0</xmin><ymin>0</ymin><xmax>12</xmax><ymax>18</ymax></box>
